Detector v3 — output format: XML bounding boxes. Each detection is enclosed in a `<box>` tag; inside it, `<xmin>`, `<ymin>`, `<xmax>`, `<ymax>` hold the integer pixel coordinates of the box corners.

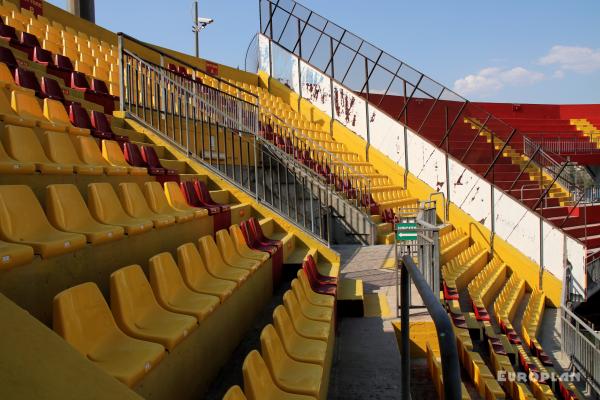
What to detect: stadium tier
<box><xmin>0</xmin><ymin>0</ymin><xmax>597</xmax><ymax>399</ymax></box>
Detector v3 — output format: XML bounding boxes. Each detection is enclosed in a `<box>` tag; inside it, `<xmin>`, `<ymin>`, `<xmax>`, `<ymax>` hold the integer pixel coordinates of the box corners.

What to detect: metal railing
<box><xmin>258</xmin><ymin>0</ymin><xmax>595</xmax><ymax>254</ymax></box>
<box><xmin>400</xmin><ymin>254</ymin><xmax>461</xmax><ymax>400</ymax></box>
<box><xmin>527</xmin><ymin>136</ymin><xmax>600</xmax><ymax>155</ymax></box>
<box><xmin>560</xmin><ymin>305</ymin><xmax>600</xmax><ymax>396</ymax></box>
<box><xmin>118</xmin><ymin>35</ymin><xmax>332</xmax><ymax>242</ymax></box>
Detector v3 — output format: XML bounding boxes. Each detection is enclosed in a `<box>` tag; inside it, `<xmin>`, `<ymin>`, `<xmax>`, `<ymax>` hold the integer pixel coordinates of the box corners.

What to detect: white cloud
<box><xmin>539</xmin><ymin>45</ymin><xmax>600</xmax><ymax>74</ymax></box>
<box><xmin>453</xmin><ymin>67</ymin><xmax>544</xmax><ymax>97</ymax></box>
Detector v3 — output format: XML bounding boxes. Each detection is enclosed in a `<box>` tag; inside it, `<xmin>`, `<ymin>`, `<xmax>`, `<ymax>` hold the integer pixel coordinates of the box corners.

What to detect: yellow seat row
<box><xmin>426</xmin><ymin>342</ymin><xmax>471</xmax><ymax>399</ymax></box>
<box><xmin>493</xmin><ymin>273</ymin><xmax>526</xmax><ymax>328</ymax></box>
<box><xmin>54</xmin><ymin>230</ymin><xmax>269</xmax><ymax>387</ymax></box>
<box><xmin>0</xmin><ymin>181</ymin><xmax>212</xmax><ymax>259</ymax></box>
<box><xmin>224</xmin><ymin>266</ymin><xmax>335</xmax><ymax>400</ymax></box>
<box><xmin>442</xmin><ymin>243</ymin><xmax>489</xmax><ymax>291</ymax></box>
<box><xmin>468</xmin><ymin>257</ymin><xmax>506</xmax><ymax>309</ymax></box>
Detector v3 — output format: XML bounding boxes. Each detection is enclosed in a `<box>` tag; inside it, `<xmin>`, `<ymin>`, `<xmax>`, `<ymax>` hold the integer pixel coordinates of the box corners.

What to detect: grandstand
<box><xmin>0</xmin><ymin>0</ymin><xmax>598</xmax><ymax>399</ymax></box>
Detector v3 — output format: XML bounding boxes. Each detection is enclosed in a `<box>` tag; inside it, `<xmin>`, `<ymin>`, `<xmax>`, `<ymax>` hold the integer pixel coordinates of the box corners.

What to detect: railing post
<box><xmin>400</xmin><ymin>256</ymin><xmax>410</xmax><ymax>400</ymax></box>
<box><xmin>118</xmin><ymin>33</ymin><xmax>125</xmax><ymax>111</ymax></box>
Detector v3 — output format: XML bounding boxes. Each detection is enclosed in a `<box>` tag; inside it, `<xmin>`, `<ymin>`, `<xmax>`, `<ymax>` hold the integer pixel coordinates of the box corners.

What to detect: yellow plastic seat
<box><xmin>0</xmin><ymin>63</ymin><xmax>22</xmax><ymax>92</ymax></box>
<box><xmin>273</xmin><ymin>305</ymin><xmax>326</xmax><ymax>365</ymax></box>
<box><xmin>297</xmin><ymin>270</ymin><xmax>335</xmax><ymax>308</ymax></box>
<box><xmin>53</xmin><ymin>282</ymin><xmax>166</xmax><ymax>387</ymax></box>
<box><xmin>11</xmin><ymin>90</ymin><xmax>68</xmax><ymax>132</ymax></box>
<box><xmin>43</xmin><ymin>98</ymin><xmax>90</xmax><ymax>136</ymax></box>
<box><xmin>242</xmin><ymin>350</ymin><xmax>315</xmax><ymax>400</ymax></box>
<box><xmin>215</xmin><ymin>229</ymin><xmax>261</xmax><ymax>272</ymax></box>
<box><xmin>1</xmin><ymin>125</ymin><xmax>73</xmax><ymax>174</ymax></box>
<box><xmin>229</xmin><ymin>224</ymin><xmax>269</xmax><ymax>262</ymax></box>
<box><xmin>87</xmin><ymin>183</ymin><xmax>154</xmax><ymax>235</ymax></box>
<box><xmin>0</xmin><ymin>185</ymin><xmax>86</xmax><ymax>258</ymax></box>
<box><xmin>289</xmin><ymin>282</ymin><xmax>332</xmax><ymax>323</ymax></box>
<box><xmin>260</xmin><ymin>324</ymin><xmax>323</xmax><ymax>399</ymax></box>
<box><xmin>163</xmin><ymin>181</ymin><xmax>208</xmax><ymax>218</ymax></box>
<box><xmin>143</xmin><ymin>181</ymin><xmax>195</xmax><ymax>223</ymax></box>
<box><xmin>0</xmin><ymin>239</ymin><xmax>34</xmax><ymax>269</ymax></box>
<box><xmin>110</xmin><ymin>264</ymin><xmax>197</xmax><ymax>351</ymax></box>
<box><xmin>73</xmin><ymin>136</ymin><xmax>128</xmax><ymax>175</ymax></box>
<box><xmin>117</xmin><ymin>183</ymin><xmax>175</xmax><ymax>229</ymax></box>
<box><xmin>0</xmin><ymin>89</ymin><xmax>36</xmax><ymax>128</ymax></box>
<box><xmin>149</xmin><ymin>252</ymin><xmax>219</xmax><ymax>321</ymax></box>
<box><xmin>46</xmin><ymin>184</ymin><xmax>124</xmax><ymax>245</ymax></box>
<box><xmin>197</xmin><ymin>235</ymin><xmax>250</xmax><ymax>284</ymax></box>
<box><xmin>283</xmin><ymin>297</ymin><xmax>330</xmax><ymax>342</ymax></box>
<box><xmin>0</xmin><ymin>140</ymin><xmax>35</xmax><ymax>174</ymax></box>
<box><xmin>75</xmin><ymin>60</ymin><xmax>93</xmax><ymax>76</ymax></box>
<box><xmin>42</xmin><ymin>131</ymin><xmax>104</xmax><ymax>175</ymax></box>
<box><xmin>176</xmin><ymin>242</ymin><xmax>237</xmax><ymax>301</ymax></box>
<box><xmin>223</xmin><ymin>385</ymin><xmax>247</xmax><ymax>400</ymax></box>
<box><xmin>101</xmin><ymin>140</ymin><xmax>147</xmax><ymax>175</ymax></box>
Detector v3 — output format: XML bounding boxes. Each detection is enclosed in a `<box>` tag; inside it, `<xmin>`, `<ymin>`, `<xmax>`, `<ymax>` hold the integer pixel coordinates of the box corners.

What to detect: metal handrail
<box><xmin>117</xmin><ymin>32</ymin><xmax>257</xmax><ymax>99</ymax></box>
<box><xmin>400</xmin><ymin>254</ymin><xmax>461</xmax><ymax>400</ymax></box>
<box><xmin>122</xmin><ymin>48</ymin><xmax>258</xmax><ymax>133</ymax></box>
<box><xmin>560</xmin><ymin>305</ymin><xmax>600</xmax><ymax>395</ymax></box>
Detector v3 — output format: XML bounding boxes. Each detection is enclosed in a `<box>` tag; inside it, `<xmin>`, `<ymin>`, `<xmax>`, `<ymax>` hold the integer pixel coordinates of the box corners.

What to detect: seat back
<box><xmin>215</xmin><ymin>229</ymin><xmax>240</xmax><ymax>265</ymax></box>
<box><xmin>272</xmin><ymin>305</ymin><xmax>298</xmax><ymax>346</ymax></box>
<box><xmin>0</xmin><ymin>62</ymin><xmax>16</xmax><ymax>86</ymax></box>
<box><xmin>197</xmin><ymin>235</ymin><xmax>228</xmax><ymax>272</ymax></box>
<box><xmin>222</xmin><ymin>385</ymin><xmax>247</xmax><ymax>400</ymax></box>
<box><xmin>11</xmin><ymin>89</ymin><xmax>44</xmax><ymax>118</ymax></box>
<box><xmin>143</xmin><ymin>181</ymin><xmax>173</xmax><ymax>214</ymax></box>
<box><xmin>282</xmin><ymin>291</ymin><xmax>303</xmax><ymax>322</ymax></box>
<box><xmin>176</xmin><ymin>242</ymin><xmax>213</xmax><ymax>289</ymax></box>
<box><xmin>20</xmin><ymin>31</ymin><xmax>40</xmax><ymax>47</ymax></box>
<box><xmin>260</xmin><ymin>324</ymin><xmax>289</xmax><ymax>376</ymax></box>
<box><xmin>74</xmin><ymin>135</ymin><xmax>109</xmax><ymax>165</ymax></box>
<box><xmin>53</xmin><ymin>282</ymin><xmax>121</xmax><ymax>356</ymax></box>
<box><xmin>229</xmin><ymin>224</ymin><xmax>254</xmax><ymax>254</ymax></box>
<box><xmin>110</xmin><ymin>264</ymin><xmax>163</xmax><ymax>331</ymax></box>
<box><xmin>41</xmin><ymin>77</ymin><xmax>65</xmax><ymax>102</ymax></box>
<box><xmin>91</xmin><ymin>78</ymin><xmax>110</xmax><ymax>95</ymax></box>
<box><xmin>43</xmin><ymin>131</ymin><xmax>83</xmax><ymax>164</ymax></box>
<box><xmin>195</xmin><ymin>180</ymin><xmax>213</xmax><ymax>203</ymax></box>
<box><xmin>1</xmin><ymin>124</ymin><xmax>51</xmax><ymax>163</ymax></box>
<box><xmin>123</xmin><ymin>142</ymin><xmax>147</xmax><ymax>168</ymax></box>
<box><xmin>54</xmin><ymin>53</ymin><xmax>74</xmax><ymax>71</ymax></box>
<box><xmin>69</xmin><ymin>102</ymin><xmax>93</xmax><ymax>129</ymax></box>
<box><xmin>180</xmin><ymin>180</ymin><xmax>202</xmax><ymax>207</ymax></box>
<box><xmin>90</xmin><ymin>110</ymin><xmax>112</xmax><ymax>133</ymax></box>
<box><xmin>46</xmin><ymin>184</ymin><xmax>97</xmax><ymax>231</ymax></box>
<box><xmin>101</xmin><ymin>139</ymin><xmax>128</xmax><ymax>167</ymax></box>
<box><xmin>33</xmin><ymin>46</ymin><xmax>53</xmax><ymax>66</ymax></box>
<box><xmin>164</xmin><ymin>181</ymin><xmax>191</xmax><ymax>209</ymax></box>
<box><xmin>0</xmin><ymin>185</ymin><xmax>57</xmax><ymax>239</ymax></box>
<box><xmin>14</xmin><ymin>68</ymin><xmax>42</xmax><ymax>96</ymax></box>
<box><xmin>149</xmin><ymin>252</ymin><xmax>187</xmax><ymax>304</ymax></box>
<box><xmin>70</xmin><ymin>71</ymin><xmax>90</xmax><ymax>90</ymax></box>
<box><xmin>140</xmin><ymin>145</ymin><xmax>163</xmax><ymax>169</ymax></box>
<box><xmin>0</xmin><ymin>140</ymin><xmax>15</xmax><ymax>162</ymax></box>
<box><xmin>242</xmin><ymin>350</ymin><xmax>281</xmax><ymax>400</ymax></box>
<box><xmin>291</xmin><ymin>279</ymin><xmax>311</xmax><ymax>307</ymax></box>
<box><xmin>117</xmin><ymin>182</ymin><xmax>154</xmax><ymax>218</ymax></box>
<box><xmin>87</xmin><ymin>182</ymin><xmax>131</xmax><ymax>222</ymax></box>
<box><xmin>0</xmin><ymin>24</ymin><xmax>17</xmax><ymax>42</ymax></box>
<box><xmin>0</xmin><ymin>46</ymin><xmax>17</xmax><ymax>69</ymax></box>
<box><xmin>43</xmin><ymin>98</ymin><xmax>71</xmax><ymax>125</ymax></box>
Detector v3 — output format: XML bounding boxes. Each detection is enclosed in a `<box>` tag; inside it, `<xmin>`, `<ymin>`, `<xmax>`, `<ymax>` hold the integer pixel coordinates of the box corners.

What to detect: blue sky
<box><xmin>47</xmin><ymin>0</ymin><xmax>600</xmax><ymax>104</ymax></box>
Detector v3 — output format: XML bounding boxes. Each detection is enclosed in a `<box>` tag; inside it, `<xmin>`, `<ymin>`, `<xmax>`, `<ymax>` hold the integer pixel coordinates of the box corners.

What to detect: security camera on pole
<box><xmin>192</xmin><ymin>1</ymin><xmax>214</xmax><ymax>58</ymax></box>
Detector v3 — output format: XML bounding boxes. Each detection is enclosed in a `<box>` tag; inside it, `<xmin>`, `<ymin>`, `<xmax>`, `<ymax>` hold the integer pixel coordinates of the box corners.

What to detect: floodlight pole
<box><xmin>194</xmin><ymin>0</ymin><xmax>199</xmax><ymax>58</ymax></box>
<box><xmin>68</xmin><ymin>0</ymin><xmax>95</xmax><ymax>23</ymax></box>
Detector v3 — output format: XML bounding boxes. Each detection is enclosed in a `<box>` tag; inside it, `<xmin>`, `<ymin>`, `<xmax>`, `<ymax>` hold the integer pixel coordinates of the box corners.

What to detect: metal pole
<box><xmin>194</xmin><ymin>1</ymin><xmax>199</xmax><ymax>58</ymax></box>
<box><xmin>400</xmin><ymin>257</ymin><xmax>410</xmax><ymax>400</ymax></box>
<box><xmin>118</xmin><ymin>34</ymin><xmax>125</xmax><ymax>111</ymax></box>
<box><xmin>68</xmin><ymin>0</ymin><xmax>95</xmax><ymax>22</ymax></box>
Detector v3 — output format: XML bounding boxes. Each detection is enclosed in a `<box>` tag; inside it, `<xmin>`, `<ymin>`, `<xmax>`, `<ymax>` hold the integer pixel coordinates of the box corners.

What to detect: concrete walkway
<box><xmin>329</xmin><ymin>244</ymin><xmax>403</xmax><ymax>400</ymax></box>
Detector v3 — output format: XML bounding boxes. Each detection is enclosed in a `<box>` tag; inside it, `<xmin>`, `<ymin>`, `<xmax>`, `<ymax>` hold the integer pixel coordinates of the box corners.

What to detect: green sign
<box><xmin>395</xmin><ymin>220</ymin><xmax>417</xmax><ymax>241</ymax></box>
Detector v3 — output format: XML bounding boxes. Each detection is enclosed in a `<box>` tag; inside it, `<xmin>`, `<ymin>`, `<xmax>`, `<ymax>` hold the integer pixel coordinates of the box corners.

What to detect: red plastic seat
<box><xmin>361</xmin><ymin>193</ymin><xmax>379</xmax><ymax>214</ymax></box>
<box><xmin>70</xmin><ymin>71</ymin><xmax>91</xmax><ymax>92</ymax></box>
<box><xmin>194</xmin><ymin>180</ymin><xmax>230</xmax><ymax>212</ymax></box>
<box><xmin>33</xmin><ymin>46</ymin><xmax>54</xmax><ymax>67</ymax></box>
<box><xmin>41</xmin><ymin>76</ymin><xmax>66</xmax><ymax>103</ymax></box>
<box><xmin>47</xmin><ymin>54</ymin><xmax>74</xmax><ymax>85</ymax></box>
<box><xmin>69</xmin><ymin>103</ymin><xmax>111</xmax><ymax>139</ymax></box>
<box><xmin>19</xmin><ymin>32</ymin><xmax>40</xmax><ymax>49</ymax></box>
<box><xmin>305</xmin><ymin>255</ymin><xmax>337</xmax><ymax>285</ymax></box>
<box><xmin>180</xmin><ymin>181</ymin><xmax>219</xmax><ymax>214</ymax></box>
<box><xmin>14</xmin><ymin>67</ymin><xmax>45</xmax><ymax>98</ymax></box>
<box><xmin>303</xmin><ymin>260</ymin><xmax>336</xmax><ymax>296</ymax></box>
<box><xmin>140</xmin><ymin>145</ymin><xmax>177</xmax><ymax>176</ymax></box>
<box><xmin>0</xmin><ymin>46</ymin><xmax>18</xmax><ymax>70</ymax></box>
<box><xmin>89</xmin><ymin>111</ymin><xmax>129</xmax><ymax>143</ymax></box>
<box><xmin>248</xmin><ymin>217</ymin><xmax>282</xmax><ymax>250</ymax></box>
<box><xmin>53</xmin><ymin>54</ymin><xmax>74</xmax><ymax>72</ymax></box>
<box><xmin>91</xmin><ymin>78</ymin><xmax>118</xmax><ymax>100</ymax></box>
<box><xmin>123</xmin><ymin>142</ymin><xmax>155</xmax><ymax>173</ymax></box>
<box><xmin>240</xmin><ymin>220</ymin><xmax>277</xmax><ymax>254</ymax></box>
